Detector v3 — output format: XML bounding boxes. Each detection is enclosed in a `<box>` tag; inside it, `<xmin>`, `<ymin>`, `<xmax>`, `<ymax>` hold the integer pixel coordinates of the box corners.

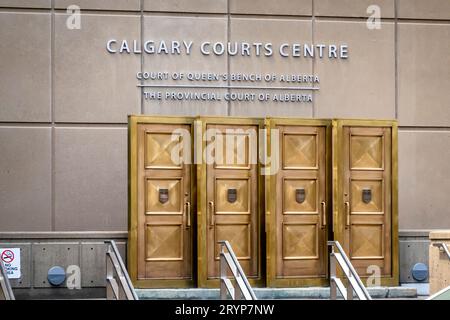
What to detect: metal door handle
<box><xmin>321</xmin><ymin>201</ymin><xmax>327</xmax><ymax>228</ymax></box>
<box><xmin>185</xmin><ymin>202</ymin><xmax>191</xmax><ymax>228</ymax></box>
<box><xmin>345</xmin><ymin>201</ymin><xmax>350</xmax><ymax>228</ymax></box>
<box><xmin>208</xmin><ymin>201</ymin><xmax>215</xmax><ymax>227</ymax></box>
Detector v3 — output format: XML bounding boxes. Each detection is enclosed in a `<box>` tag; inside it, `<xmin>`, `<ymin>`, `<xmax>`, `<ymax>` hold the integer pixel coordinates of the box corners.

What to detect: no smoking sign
<box><xmin>1</xmin><ymin>250</ymin><xmax>14</xmax><ymax>263</ymax></box>
<box><xmin>0</xmin><ymin>248</ymin><xmax>21</xmax><ymax>279</ymax></box>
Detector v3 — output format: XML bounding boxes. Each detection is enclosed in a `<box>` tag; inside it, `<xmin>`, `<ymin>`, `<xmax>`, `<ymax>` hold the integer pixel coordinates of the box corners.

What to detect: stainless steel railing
<box><xmin>105</xmin><ymin>240</ymin><xmax>138</xmax><ymax>300</ymax></box>
<box><xmin>0</xmin><ymin>259</ymin><xmax>15</xmax><ymax>300</ymax></box>
<box><xmin>328</xmin><ymin>241</ymin><xmax>372</xmax><ymax>300</ymax></box>
<box><xmin>432</xmin><ymin>242</ymin><xmax>450</xmax><ymax>260</ymax></box>
<box><xmin>218</xmin><ymin>240</ymin><xmax>257</xmax><ymax>300</ymax></box>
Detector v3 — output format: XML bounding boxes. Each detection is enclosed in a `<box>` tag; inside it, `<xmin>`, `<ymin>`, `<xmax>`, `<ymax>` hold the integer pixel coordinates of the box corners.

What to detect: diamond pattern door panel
<box><xmin>350</xmin><ymin>135</ymin><xmax>383</xmax><ymax>169</ymax></box>
<box><xmin>145</xmin><ymin>132</ymin><xmax>182</xmax><ymax>169</ymax></box>
<box><xmin>283</xmin><ymin>133</ymin><xmax>318</xmax><ymax>169</ymax></box>
<box><xmin>350</xmin><ymin>224</ymin><xmax>384</xmax><ymax>259</ymax></box>
<box><xmin>215</xmin><ymin>131</ymin><xmax>251</xmax><ymax>169</ymax></box>
<box><xmin>214</xmin><ymin>224</ymin><xmax>251</xmax><ymax>260</ymax></box>
<box><xmin>282</xmin><ymin>223</ymin><xmax>318</xmax><ymax>260</ymax></box>
<box><xmin>145</xmin><ymin>224</ymin><xmax>183</xmax><ymax>261</ymax></box>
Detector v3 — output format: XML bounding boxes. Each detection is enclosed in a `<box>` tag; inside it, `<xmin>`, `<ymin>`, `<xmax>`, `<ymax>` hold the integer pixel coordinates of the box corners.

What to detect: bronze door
<box><xmin>333</xmin><ymin>120</ymin><xmax>398</xmax><ymax>286</ymax></box>
<box><xmin>129</xmin><ymin>117</ymin><xmax>194</xmax><ymax>288</ymax></box>
<box><xmin>266</xmin><ymin>119</ymin><xmax>330</xmax><ymax>287</ymax></box>
<box><xmin>198</xmin><ymin>118</ymin><xmax>262</xmax><ymax>287</ymax></box>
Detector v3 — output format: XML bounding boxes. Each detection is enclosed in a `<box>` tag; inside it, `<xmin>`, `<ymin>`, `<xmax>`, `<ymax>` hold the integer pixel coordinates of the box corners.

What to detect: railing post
<box><xmin>330</xmin><ymin>244</ymin><xmax>337</xmax><ymax>300</ymax></box>
<box><xmin>0</xmin><ymin>260</ymin><xmax>15</xmax><ymax>300</ymax></box>
<box><xmin>234</xmin><ymin>274</ymin><xmax>242</xmax><ymax>300</ymax></box>
<box><xmin>217</xmin><ymin>240</ymin><xmax>256</xmax><ymax>301</ymax></box>
<box><xmin>104</xmin><ymin>240</ymin><xmax>138</xmax><ymax>300</ymax></box>
<box><xmin>220</xmin><ymin>244</ymin><xmax>228</xmax><ymax>300</ymax></box>
<box><xmin>347</xmin><ymin>272</ymin><xmax>353</xmax><ymax>300</ymax></box>
<box><xmin>106</xmin><ymin>245</ymin><xmax>115</xmax><ymax>300</ymax></box>
<box><xmin>328</xmin><ymin>241</ymin><xmax>372</xmax><ymax>300</ymax></box>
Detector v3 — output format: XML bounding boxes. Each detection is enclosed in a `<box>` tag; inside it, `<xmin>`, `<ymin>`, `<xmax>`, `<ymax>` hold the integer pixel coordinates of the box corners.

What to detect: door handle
<box><xmin>185</xmin><ymin>202</ymin><xmax>191</xmax><ymax>228</ymax></box>
<box><xmin>321</xmin><ymin>201</ymin><xmax>326</xmax><ymax>228</ymax></box>
<box><xmin>208</xmin><ymin>201</ymin><xmax>215</xmax><ymax>227</ymax></box>
<box><xmin>345</xmin><ymin>201</ymin><xmax>350</xmax><ymax>228</ymax></box>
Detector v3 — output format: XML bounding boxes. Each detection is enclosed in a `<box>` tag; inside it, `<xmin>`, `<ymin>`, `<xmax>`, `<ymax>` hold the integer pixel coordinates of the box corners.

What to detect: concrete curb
<box><xmin>136</xmin><ymin>286</ymin><xmax>417</xmax><ymax>300</ymax></box>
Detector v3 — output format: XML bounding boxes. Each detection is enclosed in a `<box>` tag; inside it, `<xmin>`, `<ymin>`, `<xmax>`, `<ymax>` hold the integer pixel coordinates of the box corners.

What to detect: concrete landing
<box><xmin>136</xmin><ymin>287</ymin><xmax>417</xmax><ymax>300</ymax></box>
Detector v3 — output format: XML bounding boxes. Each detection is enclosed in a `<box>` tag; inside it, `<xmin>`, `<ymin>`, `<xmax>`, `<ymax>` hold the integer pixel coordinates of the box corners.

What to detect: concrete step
<box><xmin>136</xmin><ymin>286</ymin><xmax>417</xmax><ymax>300</ymax></box>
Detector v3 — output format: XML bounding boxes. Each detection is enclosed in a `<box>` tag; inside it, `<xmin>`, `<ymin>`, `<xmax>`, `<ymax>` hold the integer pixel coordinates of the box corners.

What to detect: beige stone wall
<box><xmin>429</xmin><ymin>231</ymin><xmax>450</xmax><ymax>294</ymax></box>
<box><xmin>0</xmin><ymin>0</ymin><xmax>449</xmax><ymax>232</ymax></box>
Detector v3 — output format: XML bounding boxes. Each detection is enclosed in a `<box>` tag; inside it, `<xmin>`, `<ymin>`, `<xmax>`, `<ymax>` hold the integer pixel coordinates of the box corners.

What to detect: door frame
<box><xmin>265</xmin><ymin>118</ymin><xmax>332</xmax><ymax>287</ymax></box>
<box><xmin>332</xmin><ymin>119</ymin><xmax>399</xmax><ymax>286</ymax></box>
<box><xmin>197</xmin><ymin>116</ymin><xmax>265</xmax><ymax>288</ymax></box>
<box><xmin>128</xmin><ymin>115</ymin><xmax>196</xmax><ymax>288</ymax></box>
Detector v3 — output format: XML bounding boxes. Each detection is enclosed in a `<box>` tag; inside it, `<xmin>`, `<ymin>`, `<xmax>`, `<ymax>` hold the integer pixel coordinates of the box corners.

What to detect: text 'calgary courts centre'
<box><xmin>106</xmin><ymin>39</ymin><xmax>349</xmax><ymax>58</ymax></box>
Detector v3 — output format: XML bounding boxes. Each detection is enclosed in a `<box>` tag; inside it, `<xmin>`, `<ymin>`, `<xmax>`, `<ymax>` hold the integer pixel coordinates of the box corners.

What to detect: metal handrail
<box><xmin>218</xmin><ymin>240</ymin><xmax>257</xmax><ymax>300</ymax></box>
<box><xmin>0</xmin><ymin>259</ymin><xmax>15</xmax><ymax>300</ymax></box>
<box><xmin>328</xmin><ymin>241</ymin><xmax>372</xmax><ymax>300</ymax></box>
<box><xmin>105</xmin><ymin>240</ymin><xmax>138</xmax><ymax>300</ymax></box>
<box><xmin>432</xmin><ymin>242</ymin><xmax>450</xmax><ymax>260</ymax></box>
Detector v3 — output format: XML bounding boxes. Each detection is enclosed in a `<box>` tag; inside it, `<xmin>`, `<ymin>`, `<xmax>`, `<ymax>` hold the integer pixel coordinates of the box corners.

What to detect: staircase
<box><xmin>1</xmin><ymin>240</ymin><xmax>418</xmax><ymax>300</ymax></box>
<box><xmin>136</xmin><ymin>241</ymin><xmax>417</xmax><ymax>300</ymax></box>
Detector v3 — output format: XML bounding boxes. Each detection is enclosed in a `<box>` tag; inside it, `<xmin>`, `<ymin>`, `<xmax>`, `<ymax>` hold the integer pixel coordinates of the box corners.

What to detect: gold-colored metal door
<box><xmin>333</xmin><ymin>120</ymin><xmax>398</xmax><ymax>286</ymax></box>
<box><xmin>129</xmin><ymin>116</ymin><xmax>195</xmax><ymax>288</ymax></box>
<box><xmin>198</xmin><ymin>118</ymin><xmax>263</xmax><ymax>287</ymax></box>
<box><xmin>266</xmin><ymin>119</ymin><xmax>330</xmax><ymax>287</ymax></box>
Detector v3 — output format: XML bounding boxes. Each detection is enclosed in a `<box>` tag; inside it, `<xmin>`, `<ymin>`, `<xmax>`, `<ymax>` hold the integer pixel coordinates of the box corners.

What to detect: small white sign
<box><xmin>0</xmin><ymin>248</ymin><xmax>21</xmax><ymax>279</ymax></box>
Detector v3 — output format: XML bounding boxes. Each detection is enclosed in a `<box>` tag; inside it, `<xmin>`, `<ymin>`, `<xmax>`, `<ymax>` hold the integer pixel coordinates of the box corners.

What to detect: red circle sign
<box><xmin>1</xmin><ymin>250</ymin><xmax>14</xmax><ymax>263</ymax></box>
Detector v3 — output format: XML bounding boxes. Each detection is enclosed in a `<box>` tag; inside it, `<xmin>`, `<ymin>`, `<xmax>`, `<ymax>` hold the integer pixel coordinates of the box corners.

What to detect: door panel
<box><xmin>333</xmin><ymin>120</ymin><xmax>398</xmax><ymax>286</ymax></box>
<box><xmin>345</xmin><ymin>126</ymin><xmax>391</xmax><ymax>275</ymax></box>
<box><xmin>198</xmin><ymin>119</ymin><xmax>262</xmax><ymax>287</ymax></box>
<box><xmin>207</xmin><ymin>124</ymin><xmax>258</xmax><ymax>279</ymax></box>
<box><xmin>129</xmin><ymin>117</ymin><xmax>194</xmax><ymax>288</ymax></box>
<box><xmin>267</xmin><ymin>119</ymin><xmax>330</xmax><ymax>287</ymax></box>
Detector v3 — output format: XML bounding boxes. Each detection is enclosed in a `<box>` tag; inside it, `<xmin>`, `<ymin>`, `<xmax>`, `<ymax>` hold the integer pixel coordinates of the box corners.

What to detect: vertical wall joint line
<box><xmin>50</xmin><ymin>0</ymin><xmax>56</xmax><ymax>231</ymax></box>
<box><xmin>140</xmin><ymin>0</ymin><xmax>144</xmax><ymax>115</ymax></box>
<box><xmin>311</xmin><ymin>0</ymin><xmax>316</xmax><ymax>118</ymax></box>
<box><xmin>227</xmin><ymin>0</ymin><xmax>231</xmax><ymax>116</ymax></box>
<box><xmin>394</xmin><ymin>0</ymin><xmax>399</xmax><ymax>120</ymax></box>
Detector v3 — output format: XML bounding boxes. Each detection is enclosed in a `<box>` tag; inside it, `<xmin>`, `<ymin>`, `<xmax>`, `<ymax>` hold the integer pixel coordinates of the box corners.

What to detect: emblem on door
<box><xmin>296</xmin><ymin>188</ymin><xmax>306</xmax><ymax>204</ymax></box>
<box><xmin>159</xmin><ymin>188</ymin><xmax>169</xmax><ymax>204</ymax></box>
<box><xmin>227</xmin><ymin>188</ymin><xmax>237</xmax><ymax>203</ymax></box>
<box><xmin>362</xmin><ymin>189</ymin><xmax>372</xmax><ymax>204</ymax></box>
